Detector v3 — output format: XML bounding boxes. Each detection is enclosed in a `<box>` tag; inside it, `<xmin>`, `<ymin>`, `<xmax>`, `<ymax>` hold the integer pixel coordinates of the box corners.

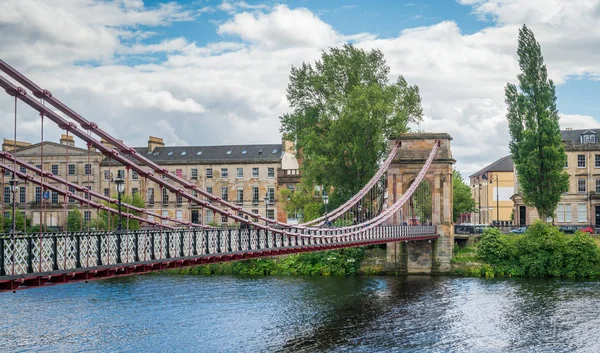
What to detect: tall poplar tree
<box><xmin>505</xmin><ymin>25</ymin><xmax>569</xmax><ymax>220</ymax></box>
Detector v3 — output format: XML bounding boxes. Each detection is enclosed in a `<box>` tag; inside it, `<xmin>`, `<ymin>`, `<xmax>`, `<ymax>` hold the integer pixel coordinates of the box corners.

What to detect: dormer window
<box><xmin>580</xmin><ymin>131</ymin><xmax>596</xmax><ymax>144</ymax></box>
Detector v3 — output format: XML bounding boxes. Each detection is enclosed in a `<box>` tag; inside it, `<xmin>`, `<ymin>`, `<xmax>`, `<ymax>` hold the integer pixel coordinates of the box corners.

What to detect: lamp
<box><xmin>114</xmin><ymin>175</ymin><xmax>124</xmax><ymax>231</ymax></box>
<box><xmin>323</xmin><ymin>192</ymin><xmax>329</xmax><ymax>227</ymax></box>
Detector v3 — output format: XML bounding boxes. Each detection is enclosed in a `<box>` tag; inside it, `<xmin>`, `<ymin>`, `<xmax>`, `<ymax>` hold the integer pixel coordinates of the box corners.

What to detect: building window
<box><xmin>221</xmin><ymin>168</ymin><xmax>228</xmax><ymax>178</ymax></box>
<box><xmin>131</xmin><ymin>170</ymin><xmax>139</xmax><ymax>180</ymax></box>
<box><xmin>595</xmin><ymin>155</ymin><xmax>600</xmax><ymax>168</ymax></box>
<box><xmin>18</xmin><ymin>186</ymin><xmax>25</xmax><ymax>203</ymax></box>
<box><xmin>578</xmin><ymin>179</ymin><xmax>586</xmax><ymax>194</ymax></box>
<box><xmin>288</xmin><ymin>184</ymin><xmax>296</xmax><ymax>193</ymax></box>
<box><xmin>68</xmin><ymin>164</ymin><xmax>76</xmax><ymax>175</ymax></box>
<box><xmin>117</xmin><ymin>169</ymin><xmax>124</xmax><ymax>179</ymax></box>
<box><xmin>192</xmin><ymin>190</ymin><xmax>198</xmax><ymax>198</ymax></box>
<box><xmin>237</xmin><ymin>188</ymin><xmax>244</xmax><ymax>204</ymax></box>
<box><xmin>597</xmin><ymin>179</ymin><xmax>600</xmax><ymax>194</ymax></box>
<box><xmin>191</xmin><ymin>168</ymin><xmax>198</xmax><ymax>179</ymax></box>
<box><xmin>237</xmin><ymin>168</ymin><xmax>243</xmax><ymax>178</ymax></box>
<box><xmin>51</xmin><ymin>191</ymin><xmax>59</xmax><ymax>204</ymax></box>
<box><xmin>564</xmin><ymin>158</ymin><xmax>568</xmax><ymax>168</ymax></box>
<box><xmin>266</xmin><ymin>209</ymin><xmax>274</xmax><ymax>220</ymax></box>
<box><xmin>68</xmin><ymin>186</ymin><xmax>75</xmax><ymax>203</ymax></box>
<box><xmin>176</xmin><ymin>193</ymin><xmax>183</xmax><ymax>206</ymax></box>
<box><xmin>582</xmin><ymin>134</ymin><xmax>596</xmax><ymax>144</ymax></box>
<box><xmin>206</xmin><ymin>168</ymin><xmax>213</xmax><ymax>179</ymax></box>
<box><xmin>162</xmin><ymin>210</ymin><xmax>169</xmax><ymax>223</ymax></box>
<box><xmin>20</xmin><ymin>166</ymin><xmax>26</xmax><ymax>174</ymax></box>
<box><xmin>252</xmin><ymin>186</ymin><xmax>259</xmax><ymax>204</ymax></box>
<box><xmin>221</xmin><ymin>186</ymin><xmax>228</xmax><ymax>201</ymax></box>
<box><xmin>221</xmin><ymin>214</ymin><xmax>228</xmax><ymax>223</ymax></box>
<box><xmin>84</xmin><ymin>164</ymin><xmax>92</xmax><ymax>175</ymax></box>
<box><xmin>35</xmin><ymin>186</ymin><xmax>41</xmax><ymax>203</ymax></box>
<box><xmin>578</xmin><ymin>204</ymin><xmax>587</xmax><ymax>223</ymax></box>
<box><xmin>268</xmin><ymin>187</ymin><xmax>275</xmax><ymax>203</ymax></box>
<box><xmin>206</xmin><ymin>186</ymin><xmax>213</xmax><ymax>203</ymax></box>
<box><xmin>85</xmin><ymin>186</ymin><xmax>91</xmax><ymax>200</ymax></box>
<box><xmin>252</xmin><ymin>167</ymin><xmax>259</xmax><ymax>178</ymax></box>
<box><xmin>35</xmin><ymin>164</ymin><xmax>42</xmax><ymax>172</ymax></box>
<box><xmin>207</xmin><ymin>210</ymin><xmax>214</xmax><ymax>224</ymax></box>
<box><xmin>566</xmin><ymin>204</ymin><xmax>572</xmax><ymax>223</ymax></box>
<box><xmin>148</xmin><ymin>187</ymin><xmax>155</xmax><ymax>206</ymax></box>
<box><xmin>3</xmin><ymin>187</ymin><xmax>9</xmax><ymax>204</ymax></box>
<box><xmin>268</xmin><ymin>168</ymin><xmax>275</xmax><ymax>178</ymax></box>
<box><xmin>251</xmin><ymin>209</ymin><xmax>259</xmax><ymax>221</ymax></box>
<box><xmin>578</xmin><ymin>154</ymin><xmax>586</xmax><ymax>168</ymax></box>
<box><xmin>162</xmin><ymin>188</ymin><xmax>169</xmax><ymax>205</ymax></box>
<box><xmin>176</xmin><ymin>210</ymin><xmax>183</xmax><ymax>222</ymax></box>
<box><xmin>51</xmin><ymin>164</ymin><xmax>59</xmax><ymax>175</ymax></box>
<box><xmin>176</xmin><ymin>169</ymin><xmax>183</xmax><ymax>178</ymax></box>
<box><xmin>557</xmin><ymin>204</ymin><xmax>564</xmax><ymax>223</ymax></box>
<box><xmin>104</xmin><ymin>170</ymin><xmax>110</xmax><ymax>180</ymax></box>
<box><xmin>84</xmin><ymin>210</ymin><xmax>92</xmax><ymax>224</ymax></box>
<box><xmin>104</xmin><ymin>188</ymin><xmax>110</xmax><ymax>197</ymax></box>
<box><xmin>132</xmin><ymin>188</ymin><xmax>139</xmax><ymax>196</ymax></box>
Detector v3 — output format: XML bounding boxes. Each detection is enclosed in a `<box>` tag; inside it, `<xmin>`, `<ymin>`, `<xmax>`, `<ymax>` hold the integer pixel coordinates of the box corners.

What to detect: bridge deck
<box><xmin>0</xmin><ymin>226</ymin><xmax>437</xmax><ymax>292</ymax></box>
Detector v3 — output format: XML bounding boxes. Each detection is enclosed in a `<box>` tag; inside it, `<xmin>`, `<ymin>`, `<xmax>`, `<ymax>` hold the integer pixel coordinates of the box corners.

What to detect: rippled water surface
<box><xmin>2</xmin><ymin>275</ymin><xmax>600</xmax><ymax>352</ymax></box>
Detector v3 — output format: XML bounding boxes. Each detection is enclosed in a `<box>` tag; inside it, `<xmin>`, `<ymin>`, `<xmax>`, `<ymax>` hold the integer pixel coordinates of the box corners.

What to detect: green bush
<box><xmin>472</xmin><ymin>220</ymin><xmax>600</xmax><ymax>278</ymax></box>
<box><xmin>167</xmin><ymin>247</ymin><xmax>366</xmax><ymax>276</ymax></box>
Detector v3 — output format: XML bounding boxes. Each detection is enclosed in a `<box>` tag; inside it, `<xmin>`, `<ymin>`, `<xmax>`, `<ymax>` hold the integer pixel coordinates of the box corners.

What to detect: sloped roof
<box><xmin>470</xmin><ymin>155</ymin><xmax>513</xmax><ymax>177</ymax></box>
<box><xmin>561</xmin><ymin>129</ymin><xmax>600</xmax><ymax>143</ymax></box>
<box><xmin>13</xmin><ymin>141</ymin><xmax>102</xmax><ymax>156</ymax></box>
<box><xmin>100</xmin><ymin>144</ymin><xmax>283</xmax><ymax>166</ymax></box>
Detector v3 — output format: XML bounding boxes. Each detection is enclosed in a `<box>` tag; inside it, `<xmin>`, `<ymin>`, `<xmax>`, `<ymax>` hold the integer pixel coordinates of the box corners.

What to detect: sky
<box><xmin>0</xmin><ymin>0</ymin><xmax>599</xmax><ymax>178</ymax></box>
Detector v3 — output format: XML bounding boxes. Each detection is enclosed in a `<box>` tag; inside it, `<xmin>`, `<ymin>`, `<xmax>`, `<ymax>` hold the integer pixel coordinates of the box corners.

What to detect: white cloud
<box><xmin>0</xmin><ymin>0</ymin><xmax>599</xmax><ymax>177</ymax></box>
<box><xmin>217</xmin><ymin>5</ymin><xmax>339</xmax><ymax>49</ymax></box>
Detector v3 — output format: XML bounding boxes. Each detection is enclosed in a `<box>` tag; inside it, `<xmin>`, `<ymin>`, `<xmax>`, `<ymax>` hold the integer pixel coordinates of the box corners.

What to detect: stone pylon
<box><xmin>386</xmin><ymin>133</ymin><xmax>455</xmax><ymax>274</ymax></box>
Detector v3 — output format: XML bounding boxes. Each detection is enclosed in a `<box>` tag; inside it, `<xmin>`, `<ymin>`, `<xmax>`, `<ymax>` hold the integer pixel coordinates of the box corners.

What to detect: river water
<box><xmin>2</xmin><ymin>275</ymin><xmax>600</xmax><ymax>352</ymax></box>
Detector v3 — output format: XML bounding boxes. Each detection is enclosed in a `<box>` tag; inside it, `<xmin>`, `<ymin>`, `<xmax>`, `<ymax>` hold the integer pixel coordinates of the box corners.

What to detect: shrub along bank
<box><xmin>168</xmin><ymin>247</ymin><xmax>366</xmax><ymax>276</ymax></box>
<box><xmin>455</xmin><ymin>221</ymin><xmax>600</xmax><ymax>278</ymax></box>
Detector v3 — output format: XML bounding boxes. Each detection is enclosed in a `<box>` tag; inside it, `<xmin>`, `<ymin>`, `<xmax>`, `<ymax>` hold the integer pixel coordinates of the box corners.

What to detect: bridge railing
<box><xmin>0</xmin><ymin>225</ymin><xmax>437</xmax><ymax>277</ymax></box>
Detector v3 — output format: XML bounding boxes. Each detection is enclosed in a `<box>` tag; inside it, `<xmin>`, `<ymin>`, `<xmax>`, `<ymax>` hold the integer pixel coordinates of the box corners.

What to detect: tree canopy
<box><xmin>505</xmin><ymin>25</ymin><xmax>569</xmax><ymax>220</ymax></box>
<box><xmin>452</xmin><ymin>170</ymin><xmax>476</xmax><ymax>222</ymax></box>
<box><xmin>280</xmin><ymin>44</ymin><xmax>423</xmax><ymax>209</ymax></box>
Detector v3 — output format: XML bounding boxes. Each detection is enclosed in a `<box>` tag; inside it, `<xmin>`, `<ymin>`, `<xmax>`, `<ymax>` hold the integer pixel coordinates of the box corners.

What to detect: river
<box><xmin>2</xmin><ymin>275</ymin><xmax>600</xmax><ymax>352</ymax></box>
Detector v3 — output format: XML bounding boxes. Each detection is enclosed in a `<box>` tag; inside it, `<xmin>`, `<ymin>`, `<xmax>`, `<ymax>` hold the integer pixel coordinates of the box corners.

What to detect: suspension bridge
<box><xmin>0</xmin><ymin>59</ymin><xmax>454</xmax><ymax>292</ymax></box>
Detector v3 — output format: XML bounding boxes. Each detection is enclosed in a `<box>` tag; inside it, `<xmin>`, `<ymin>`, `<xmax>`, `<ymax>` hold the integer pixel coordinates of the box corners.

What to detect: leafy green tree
<box><xmin>279</xmin><ymin>184</ymin><xmax>324</xmax><ymax>223</ymax></box>
<box><xmin>1</xmin><ymin>210</ymin><xmax>29</xmax><ymax>233</ymax></box>
<box><xmin>96</xmin><ymin>193</ymin><xmax>146</xmax><ymax>230</ymax></box>
<box><xmin>280</xmin><ymin>44</ymin><xmax>423</xmax><ymax>209</ymax></box>
<box><xmin>505</xmin><ymin>25</ymin><xmax>569</xmax><ymax>220</ymax></box>
<box><xmin>453</xmin><ymin>170</ymin><xmax>477</xmax><ymax>222</ymax></box>
<box><xmin>67</xmin><ymin>209</ymin><xmax>82</xmax><ymax>232</ymax></box>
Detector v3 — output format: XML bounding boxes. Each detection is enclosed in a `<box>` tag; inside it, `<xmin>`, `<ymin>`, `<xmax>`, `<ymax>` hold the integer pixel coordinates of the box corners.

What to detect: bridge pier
<box><xmin>386</xmin><ymin>133</ymin><xmax>455</xmax><ymax>274</ymax></box>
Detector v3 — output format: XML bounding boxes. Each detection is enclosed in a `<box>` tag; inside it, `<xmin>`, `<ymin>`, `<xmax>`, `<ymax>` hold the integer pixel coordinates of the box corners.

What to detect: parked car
<box><xmin>580</xmin><ymin>226</ymin><xmax>594</xmax><ymax>234</ymax></box>
<box><xmin>509</xmin><ymin>226</ymin><xmax>527</xmax><ymax>234</ymax></box>
<box><xmin>559</xmin><ymin>225</ymin><xmax>579</xmax><ymax>234</ymax></box>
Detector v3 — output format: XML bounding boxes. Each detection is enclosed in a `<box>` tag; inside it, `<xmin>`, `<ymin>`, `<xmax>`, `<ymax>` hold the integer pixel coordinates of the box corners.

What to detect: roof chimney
<box><xmin>60</xmin><ymin>134</ymin><xmax>75</xmax><ymax>147</ymax></box>
<box><xmin>148</xmin><ymin>136</ymin><xmax>164</xmax><ymax>153</ymax></box>
<box><xmin>565</xmin><ymin>128</ymin><xmax>573</xmax><ymax>131</ymax></box>
<box><xmin>2</xmin><ymin>138</ymin><xmax>31</xmax><ymax>152</ymax></box>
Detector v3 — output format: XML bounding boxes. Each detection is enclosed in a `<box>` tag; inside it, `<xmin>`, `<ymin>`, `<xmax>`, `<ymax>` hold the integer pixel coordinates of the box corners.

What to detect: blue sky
<box><xmin>0</xmin><ymin>0</ymin><xmax>599</xmax><ymax>176</ymax></box>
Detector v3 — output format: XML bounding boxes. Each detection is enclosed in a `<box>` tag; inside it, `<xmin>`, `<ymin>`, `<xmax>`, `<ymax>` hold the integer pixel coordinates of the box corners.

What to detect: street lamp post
<box><xmin>114</xmin><ymin>175</ymin><xmax>124</xmax><ymax>263</ymax></box>
<box><xmin>323</xmin><ymin>193</ymin><xmax>329</xmax><ymax>227</ymax></box>
<box><xmin>358</xmin><ymin>204</ymin><xmax>362</xmax><ymax>224</ymax></box>
<box><xmin>9</xmin><ymin>178</ymin><xmax>18</xmax><ymax>234</ymax></box>
<box><xmin>491</xmin><ymin>174</ymin><xmax>500</xmax><ymax>226</ymax></box>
